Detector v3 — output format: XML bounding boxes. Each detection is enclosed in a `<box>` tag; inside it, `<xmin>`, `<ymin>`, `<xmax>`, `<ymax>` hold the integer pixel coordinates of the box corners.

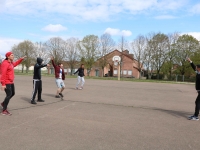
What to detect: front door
<box><xmin>95</xmin><ymin>70</ymin><xmax>99</xmax><ymax>77</ymax></box>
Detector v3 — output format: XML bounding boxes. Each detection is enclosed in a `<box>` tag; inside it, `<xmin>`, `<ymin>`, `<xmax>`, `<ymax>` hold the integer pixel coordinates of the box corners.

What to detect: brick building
<box><xmin>56</xmin><ymin>49</ymin><xmax>141</xmax><ymax>78</ymax></box>
<box><xmin>89</xmin><ymin>49</ymin><xmax>141</xmax><ymax>78</ymax></box>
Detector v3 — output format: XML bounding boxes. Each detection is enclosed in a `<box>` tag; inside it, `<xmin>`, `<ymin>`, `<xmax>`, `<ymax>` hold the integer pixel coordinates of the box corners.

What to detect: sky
<box><xmin>0</xmin><ymin>0</ymin><xmax>200</xmax><ymax>56</ymax></box>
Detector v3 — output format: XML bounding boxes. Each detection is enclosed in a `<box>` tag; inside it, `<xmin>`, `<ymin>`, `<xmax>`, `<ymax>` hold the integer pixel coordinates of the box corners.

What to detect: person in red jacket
<box><xmin>51</xmin><ymin>57</ymin><xmax>65</xmax><ymax>98</ymax></box>
<box><xmin>0</xmin><ymin>52</ymin><xmax>26</xmax><ymax>116</ymax></box>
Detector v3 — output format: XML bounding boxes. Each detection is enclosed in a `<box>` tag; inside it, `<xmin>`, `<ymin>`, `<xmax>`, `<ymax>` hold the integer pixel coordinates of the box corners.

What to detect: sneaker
<box><xmin>1</xmin><ymin>103</ymin><xmax>3</xmax><ymax>109</ymax></box>
<box><xmin>59</xmin><ymin>93</ymin><xmax>64</xmax><ymax>97</ymax></box>
<box><xmin>79</xmin><ymin>87</ymin><xmax>83</xmax><ymax>90</ymax></box>
<box><xmin>75</xmin><ymin>87</ymin><xmax>78</xmax><ymax>90</ymax></box>
<box><xmin>31</xmin><ymin>100</ymin><xmax>37</xmax><ymax>104</ymax></box>
<box><xmin>37</xmin><ymin>99</ymin><xmax>45</xmax><ymax>102</ymax></box>
<box><xmin>188</xmin><ymin>115</ymin><xmax>199</xmax><ymax>121</ymax></box>
<box><xmin>1</xmin><ymin>110</ymin><xmax>12</xmax><ymax>116</ymax></box>
<box><xmin>55</xmin><ymin>95</ymin><xmax>60</xmax><ymax>98</ymax></box>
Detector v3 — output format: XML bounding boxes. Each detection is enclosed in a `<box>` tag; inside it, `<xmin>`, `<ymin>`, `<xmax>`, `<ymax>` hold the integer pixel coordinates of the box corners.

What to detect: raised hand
<box><xmin>187</xmin><ymin>57</ymin><xmax>191</xmax><ymax>62</ymax></box>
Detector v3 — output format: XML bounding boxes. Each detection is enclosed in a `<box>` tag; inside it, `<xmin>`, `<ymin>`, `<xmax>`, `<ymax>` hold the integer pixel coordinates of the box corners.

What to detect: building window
<box><xmin>114</xmin><ymin>70</ymin><xmax>118</xmax><ymax>74</ymax></box>
<box><xmin>123</xmin><ymin>70</ymin><xmax>127</xmax><ymax>75</ymax></box>
<box><xmin>128</xmin><ymin>70</ymin><xmax>132</xmax><ymax>75</ymax></box>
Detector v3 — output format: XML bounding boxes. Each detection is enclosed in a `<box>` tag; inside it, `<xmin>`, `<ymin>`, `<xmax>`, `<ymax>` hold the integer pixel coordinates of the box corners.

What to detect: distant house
<box><xmin>89</xmin><ymin>49</ymin><xmax>141</xmax><ymax>78</ymax></box>
<box><xmin>47</xmin><ymin>49</ymin><xmax>142</xmax><ymax>78</ymax></box>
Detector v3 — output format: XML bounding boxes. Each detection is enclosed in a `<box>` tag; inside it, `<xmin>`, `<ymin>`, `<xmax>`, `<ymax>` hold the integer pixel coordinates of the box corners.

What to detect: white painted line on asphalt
<box><xmin>1</xmin><ymin>103</ymin><xmax>75</xmax><ymax>133</ymax></box>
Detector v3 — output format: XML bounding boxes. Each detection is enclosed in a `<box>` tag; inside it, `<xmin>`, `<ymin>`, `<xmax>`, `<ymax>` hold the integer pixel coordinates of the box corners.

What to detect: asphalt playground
<box><xmin>0</xmin><ymin>75</ymin><xmax>200</xmax><ymax>150</ymax></box>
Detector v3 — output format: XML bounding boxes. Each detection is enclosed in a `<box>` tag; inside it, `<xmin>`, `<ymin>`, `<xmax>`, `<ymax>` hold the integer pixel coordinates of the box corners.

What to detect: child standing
<box><xmin>74</xmin><ymin>64</ymin><xmax>85</xmax><ymax>90</ymax></box>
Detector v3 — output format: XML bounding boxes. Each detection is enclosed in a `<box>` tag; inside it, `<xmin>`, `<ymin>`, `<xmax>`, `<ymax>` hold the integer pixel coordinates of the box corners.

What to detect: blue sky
<box><xmin>0</xmin><ymin>0</ymin><xmax>200</xmax><ymax>56</ymax></box>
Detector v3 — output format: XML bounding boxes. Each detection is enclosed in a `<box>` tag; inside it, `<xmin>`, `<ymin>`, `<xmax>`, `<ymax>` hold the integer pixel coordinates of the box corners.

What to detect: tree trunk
<box><xmin>102</xmin><ymin>66</ymin><xmax>104</xmax><ymax>77</ymax></box>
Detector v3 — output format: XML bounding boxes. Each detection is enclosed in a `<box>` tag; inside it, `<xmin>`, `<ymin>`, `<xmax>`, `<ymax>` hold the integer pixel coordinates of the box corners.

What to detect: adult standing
<box><xmin>74</xmin><ymin>64</ymin><xmax>85</xmax><ymax>90</ymax></box>
<box><xmin>30</xmin><ymin>57</ymin><xmax>50</xmax><ymax>104</ymax></box>
<box><xmin>1</xmin><ymin>52</ymin><xmax>26</xmax><ymax>115</ymax></box>
<box><xmin>187</xmin><ymin>57</ymin><xmax>200</xmax><ymax>121</ymax></box>
<box><xmin>51</xmin><ymin>57</ymin><xmax>65</xmax><ymax>98</ymax></box>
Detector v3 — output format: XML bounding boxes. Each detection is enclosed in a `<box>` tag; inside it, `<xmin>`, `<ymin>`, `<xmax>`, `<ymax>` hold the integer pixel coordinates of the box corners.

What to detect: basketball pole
<box><xmin>118</xmin><ymin>62</ymin><xmax>120</xmax><ymax>81</ymax></box>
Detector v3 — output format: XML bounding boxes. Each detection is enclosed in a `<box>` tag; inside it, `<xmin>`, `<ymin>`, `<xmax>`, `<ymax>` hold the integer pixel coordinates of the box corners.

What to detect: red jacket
<box><xmin>0</xmin><ymin>58</ymin><xmax>24</xmax><ymax>86</ymax></box>
<box><xmin>51</xmin><ymin>60</ymin><xmax>65</xmax><ymax>80</ymax></box>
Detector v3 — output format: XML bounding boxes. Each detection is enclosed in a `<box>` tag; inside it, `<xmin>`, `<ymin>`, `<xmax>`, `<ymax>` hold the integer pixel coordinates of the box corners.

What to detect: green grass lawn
<box><xmin>14</xmin><ymin>71</ymin><xmax>195</xmax><ymax>84</ymax></box>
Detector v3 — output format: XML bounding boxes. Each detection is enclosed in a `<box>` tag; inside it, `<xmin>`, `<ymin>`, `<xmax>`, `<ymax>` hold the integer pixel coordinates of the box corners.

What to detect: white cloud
<box><xmin>104</xmin><ymin>28</ymin><xmax>132</xmax><ymax>36</ymax></box>
<box><xmin>42</xmin><ymin>24</ymin><xmax>67</xmax><ymax>32</ymax></box>
<box><xmin>0</xmin><ymin>37</ymin><xmax>22</xmax><ymax>56</ymax></box>
<box><xmin>121</xmin><ymin>30</ymin><xmax>132</xmax><ymax>36</ymax></box>
<box><xmin>190</xmin><ymin>3</ymin><xmax>200</xmax><ymax>14</ymax></box>
<box><xmin>0</xmin><ymin>0</ymin><xmax>192</xmax><ymax>21</ymax></box>
<box><xmin>183</xmin><ymin>32</ymin><xmax>200</xmax><ymax>41</ymax></box>
<box><xmin>154</xmin><ymin>15</ymin><xmax>177</xmax><ymax>19</ymax></box>
<box><xmin>154</xmin><ymin>0</ymin><xmax>188</xmax><ymax>10</ymax></box>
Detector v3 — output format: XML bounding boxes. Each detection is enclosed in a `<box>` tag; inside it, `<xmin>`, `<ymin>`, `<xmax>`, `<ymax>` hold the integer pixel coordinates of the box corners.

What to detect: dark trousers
<box><xmin>2</xmin><ymin>84</ymin><xmax>15</xmax><ymax>110</ymax></box>
<box><xmin>194</xmin><ymin>92</ymin><xmax>200</xmax><ymax>117</ymax></box>
<box><xmin>31</xmin><ymin>80</ymin><xmax>42</xmax><ymax>101</ymax></box>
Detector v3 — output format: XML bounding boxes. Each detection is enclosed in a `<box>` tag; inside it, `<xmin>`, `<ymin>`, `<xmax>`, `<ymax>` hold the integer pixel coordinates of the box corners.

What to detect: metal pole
<box><xmin>118</xmin><ymin>62</ymin><xmax>120</xmax><ymax>81</ymax></box>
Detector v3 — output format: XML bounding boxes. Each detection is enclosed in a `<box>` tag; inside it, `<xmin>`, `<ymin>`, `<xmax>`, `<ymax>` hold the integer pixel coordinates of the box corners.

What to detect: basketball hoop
<box><xmin>112</xmin><ymin>55</ymin><xmax>121</xmax><ymax>81</ymax></box>
<box><xmin>114</xmin><ymin>60</ymin><xmax>118</xmax><ymax>66</ymax></box>
<box><xmin>112</xmin><ymin>56</ymin><xmax>121</xmax><ymax>62</ymax></box>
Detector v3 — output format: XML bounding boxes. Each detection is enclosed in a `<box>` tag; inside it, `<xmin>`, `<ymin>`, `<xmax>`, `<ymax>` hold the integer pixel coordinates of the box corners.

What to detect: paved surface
<box><xmin>0</xmin><ymin>75</ymin><xmax>200</xmax><ymax>150</ymax></box>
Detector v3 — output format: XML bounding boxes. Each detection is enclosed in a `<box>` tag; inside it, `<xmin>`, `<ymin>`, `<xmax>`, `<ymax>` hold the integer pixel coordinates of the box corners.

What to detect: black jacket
<box><xmin>74</xmin><ymin>68</ymin><xmax>85</xmax><ymax>77</ymax></box>
<box><xmin>190</xmin><ymin>62</ymin><xmax>200</xmax><ymax>90</ymax></box>
<box><xmin>33</xmin><ymin>58</ymin><xmax>47</xmax><ymax>80</ymax></box>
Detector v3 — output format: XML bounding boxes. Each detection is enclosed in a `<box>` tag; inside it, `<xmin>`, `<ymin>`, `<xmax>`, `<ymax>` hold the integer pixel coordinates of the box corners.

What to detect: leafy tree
<box><xmin>78</xmin><ymin>35</ymin><xmax>99</xmax><ymax>76</ymax></box>
<box><xmin>12</xmin><ymin>40</ymin><xmax>36</xmax><ymax>73</ymax></box>
<box><xmin>164</xmin><ymin>32</ymin><xmax>180</xmax><ymax>80</ymax></box>
<box><xmin>150</xmin><ymin>33</ymin><xmax>169</xmax><ymax>79</ymax></box>
<box><xmin>173</xmin><ymin>34</ymin><xmax>200</xmax><ymax>75</ymax></box>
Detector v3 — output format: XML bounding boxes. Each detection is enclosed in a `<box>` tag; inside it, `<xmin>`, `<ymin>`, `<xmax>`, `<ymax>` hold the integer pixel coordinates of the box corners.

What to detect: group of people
<box><xmin>1</xmin><ymin>51</ymin><xmax>200</xmax><ymax>121</ymax></box>
<box><xmin>0</xmin><ymin>52</ymin><xmax>85</xmax><ymax>115</ymax></box>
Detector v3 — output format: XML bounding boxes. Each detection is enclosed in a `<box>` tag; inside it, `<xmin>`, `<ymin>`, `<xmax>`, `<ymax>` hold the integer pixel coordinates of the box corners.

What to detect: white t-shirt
<box><xmin>59</xmin><ymin>69</ymin><xmax>62</xmax><ymax>79</ymax></box>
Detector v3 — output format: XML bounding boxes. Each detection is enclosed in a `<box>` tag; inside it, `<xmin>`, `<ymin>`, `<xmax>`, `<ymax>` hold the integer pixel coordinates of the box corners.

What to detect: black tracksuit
<box><xmin>74</xmin><ymin>68</ymin><xmax>84</xmax><ymax>77</ymax></box>
<box><xmin>31</xmin><ymin>58</ymin><xmax>47</xmax><ymax>102</ymax></box>
<box><xmin>190</xmin><ymin>62</ymin><xmax>200</xmax><ymax>117</ymax></box>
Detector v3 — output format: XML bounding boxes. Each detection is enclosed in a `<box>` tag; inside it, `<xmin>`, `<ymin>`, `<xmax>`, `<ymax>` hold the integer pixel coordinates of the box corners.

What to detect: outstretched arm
<box><xmin>187</xmin><ymin>58</ymin><xmax>196</xmax><ymax>71</ymax></box>
<box><xmin>51</xmin><ymin>57</ymin><xmax>56</xmax><ymax>68</ymax></box>
<box><xmin>74</xmin><ymin>68</ymin><xmax>79</xmax><ymax>75</ymax></box>
<box><xmin>13</xmin><ymin>56</ymin><xmax>26</xmax><ymax>67</ymax></box>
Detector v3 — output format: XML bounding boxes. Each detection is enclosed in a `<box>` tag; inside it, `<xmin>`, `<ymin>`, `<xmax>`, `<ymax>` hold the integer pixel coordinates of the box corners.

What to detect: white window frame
<box><xmin>114</xmin><ymin>70</ymin><xmax>118</xmax><ymax>75</ymax></box>
<box><xmin>123</xmin><ymin>70</ymin><xmax>127</xmax><ymax>75</ymax></box>
<box><xmin>128</xmin><ymin>70</ymin><xmax>132</xmax><ymax>75</ymax></box>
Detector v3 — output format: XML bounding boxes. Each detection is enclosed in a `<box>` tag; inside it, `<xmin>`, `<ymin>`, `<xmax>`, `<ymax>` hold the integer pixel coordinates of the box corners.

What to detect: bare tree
<box><xmin>143</xmin><ymin>32</ymin><xmax>155</xmax><ymax>79</ymax></box>
<box><xmin>78</xmin><ymin>35</ymin><xmax>99</xmax><ymax>76</ymax></box>
<box><xmin>34</xmin><ymin>42</ymin><xmax>50</xmax><ymax>63</ymax></box>
<box><xmin>118</xmin><ymin>36</ymin><xmax>129</xmax><ymax>77</ymax></box>
<box><xmin>12</xmin><ymin>40</ymin><xmax>36</xmax><ymax>73</ymax></box>
<box><xmin>99</xmin><ymin>33</ymin><xmax>115</xmax><ymax>77</ymax></box>
<box><xmin>44</xmin><ymin>37</ymin><xmax>66</xmax><ymax>64</ymax></box>
<box><xmin>130</xmin><ymin>35</ymin><xmax>146</xmax><ymax>79</ymax></box>
<box><xmin>65</xmin><ymin>37</ymin><xmax>79</xmax><ymax>75</ymax></box>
